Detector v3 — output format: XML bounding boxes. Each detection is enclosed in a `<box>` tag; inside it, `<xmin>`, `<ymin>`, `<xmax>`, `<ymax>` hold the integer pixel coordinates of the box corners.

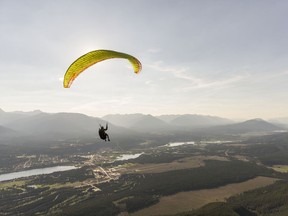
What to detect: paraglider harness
<box><xmin>99</xmin><ymin>123</ymin><xmax>110</xmax><ymax>141</ymax></box>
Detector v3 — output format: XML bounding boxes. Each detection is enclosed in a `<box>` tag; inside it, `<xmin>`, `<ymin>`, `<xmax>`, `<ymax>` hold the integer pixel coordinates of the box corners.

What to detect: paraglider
<box><xmin>99</xmin><ymin>123</ymin><xmax>110</xmax><ymax>141</ymax></box>
<box><xmin>63</xmin><ymin>49</ymin><xmax>142</xmax><ymax>88</ymax></box>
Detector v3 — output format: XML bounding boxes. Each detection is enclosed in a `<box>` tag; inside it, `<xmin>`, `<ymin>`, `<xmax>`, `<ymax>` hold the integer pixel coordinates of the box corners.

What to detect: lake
<box><xmin>165</xmin><ymin>141</ymin><xmax>195</xmax><ymax>147</ymax></box>
<box><xmin>0</xmin><ymin>166</ymin><xmax>77</xmax><ymax>182</ymax></box>
<box><xmin>116</xmin><ymin>152</ymin><xmax>144</xmax><ymax>161</ymax></box>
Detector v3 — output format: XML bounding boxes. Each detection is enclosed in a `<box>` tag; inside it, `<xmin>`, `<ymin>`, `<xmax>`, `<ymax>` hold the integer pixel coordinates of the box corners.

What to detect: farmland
<box><xmin>1</xmin><ymin>132</ymin><xmax>288</xmax><ymax>215</ymax></box>
<box><xmin>131</xmin><ymin>176</ymin><xmax>278</xmax><ymax>216</ymax></box>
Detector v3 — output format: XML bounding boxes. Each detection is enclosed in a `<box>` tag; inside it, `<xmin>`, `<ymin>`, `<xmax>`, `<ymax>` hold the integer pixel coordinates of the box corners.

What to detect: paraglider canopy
<box><xmin>63</xmin><ymin>49</ymin><xmax>142</xmax><ymax>88</ymax></box>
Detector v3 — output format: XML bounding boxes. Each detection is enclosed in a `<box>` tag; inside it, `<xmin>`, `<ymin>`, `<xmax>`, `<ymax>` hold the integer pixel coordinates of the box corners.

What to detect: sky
<box><xmin>0</xmin><ymin>0</ymin><xmax>287</xmax><ymax>120</ymax></box>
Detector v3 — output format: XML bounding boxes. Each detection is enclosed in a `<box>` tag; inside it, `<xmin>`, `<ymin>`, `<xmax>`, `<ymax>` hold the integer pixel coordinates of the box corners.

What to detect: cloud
<box><xmin>147</xmin><ymin>61</ymin><xmax>188</xmax><ymax>74</ymax></box>
<box><xmin>189</xmin><ymin>75</ymin><xmax>247</xmax><ymax>89</ymax></box>
<box><xmin>148</xmin><ymin>61</ymin><xmax>247</xmax><ymax>90</ymax></box>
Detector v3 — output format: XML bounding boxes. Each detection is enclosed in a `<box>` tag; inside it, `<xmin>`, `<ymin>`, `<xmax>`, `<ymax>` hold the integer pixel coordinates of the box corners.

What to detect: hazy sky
<box><xmin>0</xmin><ymin>0</ymin><xmax>287</xmax><ymax>119</ymax></box>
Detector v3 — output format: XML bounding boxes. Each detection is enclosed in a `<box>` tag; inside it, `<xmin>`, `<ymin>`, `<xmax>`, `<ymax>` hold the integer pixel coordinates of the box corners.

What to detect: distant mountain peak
<box><xmin>102</xmin><ymin>113</ymin><xmax>147</xmax><ymax>128</ymax></box>
<box><xmin>0</xmin><ymin>108</ymin><xmax>5</xmax><ymax>113</ymax></box>
<box><xmin>242</xmin><ymin>118</ymin><xmax>271</xmax><ymax>125</ymax></box>
<box><xmin>32</xmin><ymin>109</ymin><xmax>43</xmax><ymax>114</ymax></box>
<box><xmin>212</xmin><ymin>118</ymin><xmax>283</xmax><ymax>134</ymax></box>
<box><xmin>11</xmin><ymin>110</ymin><xmax>43</xmax><ymax>115</ymax></box>
<box><xmin>248</xmin><ymin>118</ymin><xmax>265</xmax><ymax>122</ymax></box>
<box><xmin>169</xmin><ymin>114</ymin><xmax>233</xmax><ymax>127</ymax></box>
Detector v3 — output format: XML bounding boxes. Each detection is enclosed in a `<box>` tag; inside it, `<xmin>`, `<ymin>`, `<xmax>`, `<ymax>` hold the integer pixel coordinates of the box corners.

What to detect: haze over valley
<box><xmin>1</xmin><ymin>108</ymin><xmax>288</xmax><ymax>215</ymax></box>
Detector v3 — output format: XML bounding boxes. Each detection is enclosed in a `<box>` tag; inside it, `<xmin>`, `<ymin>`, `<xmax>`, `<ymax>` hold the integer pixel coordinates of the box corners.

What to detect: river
<box><xmin>0</xmin><ymin>166</ymin><xmax>77</xmax><ymax>182</ymax></box>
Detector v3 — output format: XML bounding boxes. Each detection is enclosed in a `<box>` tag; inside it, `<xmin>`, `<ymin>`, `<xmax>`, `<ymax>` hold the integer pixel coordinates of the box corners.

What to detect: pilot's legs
<box><xmin>106</xmin><ymin>134</ymin><xmax>110</xmax><ymax>141</ymax></box>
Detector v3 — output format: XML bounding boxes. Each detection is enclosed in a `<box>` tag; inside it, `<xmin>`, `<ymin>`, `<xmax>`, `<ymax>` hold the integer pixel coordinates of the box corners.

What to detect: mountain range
<box><xmin>0</xmin><ymin>108</ymin><xmax>286</xmax><ymax>143</ymax></box>
<box><xmin>1</xmin><ymin>112</ymin><xmax>131</xmax><ymax>140</ymax></box>
<box><xmin>103</xmin><ymin>114</ymin><xmax>169</xmax><ymax>132</ymax></box>
<box><xmin>159</xmin><ymin>114</ymin><xmax>234</xmax><ymax>127</ymax></box>
<box><xmin>203</xmin><ymin>118</ymin><xmax>284</xmax><ymax>135</ymax></box>
<box><xmin>102</xmin><ymin>113</ymin><xmax>234</xmax><ymax>131</ymax></box>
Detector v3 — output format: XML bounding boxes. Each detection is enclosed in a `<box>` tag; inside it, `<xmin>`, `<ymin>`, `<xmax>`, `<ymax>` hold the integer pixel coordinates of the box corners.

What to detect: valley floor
<box><xmin>1</xmin><ymin>133</ymin><xmax>288</xmax><ymax>216</ymax></box>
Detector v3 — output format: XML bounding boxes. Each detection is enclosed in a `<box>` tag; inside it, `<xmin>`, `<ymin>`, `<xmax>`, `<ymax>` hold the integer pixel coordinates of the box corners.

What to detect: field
<box><xmin>131</xmin><ymin>176</ymin><xmax>278</xmax><ymax>216</ymax></box>
<box><xmin>122</xmin><ymin>155</ymin><xmax>228</xmax><ymax>174</ymax></box>
<box><xmin>0</xmin><ymin>180</ymin><xmax>26</xmax><ymax>189</ymax></box>
<box><xmin>270</xmin><ymin>165</ymin><xmax>288</xmax><ymax>173</ymax></box>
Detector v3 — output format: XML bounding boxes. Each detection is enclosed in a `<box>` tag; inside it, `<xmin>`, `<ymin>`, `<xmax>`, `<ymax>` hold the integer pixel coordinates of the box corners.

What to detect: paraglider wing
<box><xmin>63</xmin><ymin>50</ymin><xmax>142</xmax><ymax>88</ymax></box>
